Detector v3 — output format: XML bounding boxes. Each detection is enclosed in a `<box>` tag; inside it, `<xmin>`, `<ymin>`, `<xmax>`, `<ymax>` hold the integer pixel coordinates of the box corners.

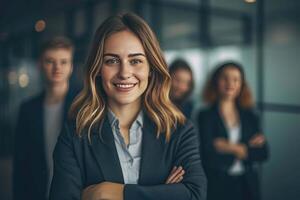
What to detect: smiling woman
<box><xmin>49</xmin><ymin>13</ymin><xmax>207</xmax><ymax>200</ymax></box>
<box><xmin>197</xmin><ymin>62</ymin><xmax>269</xmax><ymax>200</ymax></box>
<box><xmin>101</xmin><ymin>30</ymin><xmax>150</xmax><ymax>108</ymax></box>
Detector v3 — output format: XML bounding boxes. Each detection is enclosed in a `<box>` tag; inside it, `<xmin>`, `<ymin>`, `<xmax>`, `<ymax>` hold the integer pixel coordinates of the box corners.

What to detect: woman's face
<box><xmin>100</xmin><ymin>30</ymin><xmax>150</xmax><ymax>108</ymax></box>
<box><xmin>170</xmin><ymin>69</ymin><xmax>192</xmax><ymax>101</ymax></box>
<box><xmin>217</xmin><ymin>66</ymin><xmax>242</xmax><ymax>101</ymax></box>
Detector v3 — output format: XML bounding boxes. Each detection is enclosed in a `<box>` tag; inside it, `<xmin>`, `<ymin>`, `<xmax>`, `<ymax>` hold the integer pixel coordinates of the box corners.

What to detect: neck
<box><xmin>45</xmin><ymin>82</ymin><xmax>69</xmax><ymax>104</ymax></box>
<box><xmin>108</xmin><ymin>100</ymin><xmax>141</xmax><ymax>129</ymax></box>
<box><xmin>219</xmin><ymin>98</ymin><xmax>236</xmax><ymax>113</ymax></box>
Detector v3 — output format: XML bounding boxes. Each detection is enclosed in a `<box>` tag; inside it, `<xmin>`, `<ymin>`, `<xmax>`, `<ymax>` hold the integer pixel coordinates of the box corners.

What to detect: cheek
<box><xmin>171</xmin><ymin>81</ymin><xmax>179</xmax><ymax>90</ymax></box>
<box><xmin>172</xmin><ymin>79</ymin><xmax>180</xmax><ymax>86</ymax></box>
<box><xmin>136</xmin><ymin>69</ymin><xmax>150</xmax><ymax>84</ymax></box>
<box><xmin>218</xmin><ymin>81</ymin><xmax>226</xmax><ymax>91</ymax></box>
<box><xmin>64</xmin><ymin>65</ymin><xmax>72</xmax><ymax>75</ymax></box>
<box><xmin>101</xmin><ymin>75</ymin><xmax>110</xmax><ymax>89</ymax></box>
<box><xmin>99</xmin><ymin>69</ymin><xmax>110</xmax><ymax>90</ymax></box>
<box><xmin>235</xmin><ymin>84</ymin><xmax>242</xmax><ymax>94</ymax></box>
<box><xmin>44</xmin><ymin>67</ymin><xmax>53</xmax><ymax>76</ymax></box>
<box><xmin>100</xmin><ymin>67</ymin><xmax>115</xmax><ymax>82</ymax></box>
<box><xmin>182</xmin><ymin>83</ymin><xmax>190</xmax><ymax>91</ymax></box>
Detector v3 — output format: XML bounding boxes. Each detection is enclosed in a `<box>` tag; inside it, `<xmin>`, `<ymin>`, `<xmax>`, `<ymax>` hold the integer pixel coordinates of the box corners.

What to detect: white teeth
<box><xmin>115</xmin><ymin>83</ymin><xmax>135</xmax><ymax>88</ymax></box>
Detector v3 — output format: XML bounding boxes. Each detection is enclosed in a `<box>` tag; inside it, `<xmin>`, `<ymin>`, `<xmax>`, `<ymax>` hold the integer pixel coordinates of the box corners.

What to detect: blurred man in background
<box><xmin>13</xmin><ymin>37</ymin><xmax>78</xmax><ymax>200</ymax></box>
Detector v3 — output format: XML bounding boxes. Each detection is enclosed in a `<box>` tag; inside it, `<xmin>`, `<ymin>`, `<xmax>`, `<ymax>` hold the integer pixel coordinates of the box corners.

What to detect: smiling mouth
<box><xmin>114</xmin><ymin>83</ymin><xmax>137</xmax><ymax>89</ymax></box>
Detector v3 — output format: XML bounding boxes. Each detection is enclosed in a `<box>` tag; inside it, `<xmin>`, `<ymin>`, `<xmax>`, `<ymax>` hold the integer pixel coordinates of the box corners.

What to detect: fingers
<box><xmin>170</xmin><ymin>166</ymin><xmax>177</xmax><ymax>174</ymax></box>
<box><xmin>214</xmin><ymin>138</ymin><xmax>227</xmax><ymax>144</ymax></box>
<box><xmin>166</xmin><ymin>166</ymin><xmax>182</xmax><ymax>184</ymax></box>
<box><xmin>165</xmin><ymin>166</ymin><xmax>177</xmax><ymax>184</ymax></box>
<box><xmin>173</xmin><ymin>175</ymin><xmax>184</xmax><ymax>183</ymax></box>
<box><xmin>171</xmin><ymin>168</ymin><xmax>185</xmax><ymax>183</ymax></box>
<box><xmin>250</xmin><ymin>135</ymin><xmax>262</xmax><ymax>144</ymax></box>
<box><xmin>235</xmin><ymin>144</ymin><xmax>248</xmax><ymax>159</ymax></box>
<box><xmin>82</xmin><ymin>184</ymin><xmax>97</xmax><ymax>200</ymax></box>
<box><xmin>165</xmin><ymin>166</ymin><xmax>185</xmax><ymax>184</ymax></box>
<box><xmin>169</xmin><ymin>166</ymin><xmax>184</xmax><ymax>183</ymax></box>
<box><xmin>214</xmin><ymin>138</ymin><xmax>231</xmax><ymax>153</ymax></box>
<box><xmin>249</xmin><ymin>134</ymin><xmax>266</xmax><ymax>147</ymax></box>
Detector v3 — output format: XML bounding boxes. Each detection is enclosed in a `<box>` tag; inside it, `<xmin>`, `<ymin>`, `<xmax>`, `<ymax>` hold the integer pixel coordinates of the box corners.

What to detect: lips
<box><xmin>53</xmin><ymin>72</ymin><xmax>63</xmax><ymax>76</ymax></box>
<box><xmin>113</xmin><ymin>83</ymin><xmax>137</xmax><ymax>91</ymax></box>
<box><xmin>226</xmin><ymin>87</ymin><xmax>235</xmax><ymax>91</ymax></box>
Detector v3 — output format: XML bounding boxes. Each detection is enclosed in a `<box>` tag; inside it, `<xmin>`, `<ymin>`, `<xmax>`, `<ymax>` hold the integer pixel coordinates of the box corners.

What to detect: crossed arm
<box><xmin>81</xmin><ymin>166</ymin><xmax>185</xmax><ymax>200</ymax></box>
<box><xmin>213</xmin><ymin>134</ymin><xmax>267</xmax><ymax>160</ymax></box>
<box><xmin>50</xmin><ymin>122</ymin><xmax>206</xmax><ymax>200</ymax></box>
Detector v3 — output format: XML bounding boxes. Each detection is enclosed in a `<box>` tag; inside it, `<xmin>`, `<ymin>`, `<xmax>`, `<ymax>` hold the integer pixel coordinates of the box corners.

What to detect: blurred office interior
<box><xmin>0</xmin><ymin>0</ymin><xmax>300</xmax><ymax>199</ymax></box>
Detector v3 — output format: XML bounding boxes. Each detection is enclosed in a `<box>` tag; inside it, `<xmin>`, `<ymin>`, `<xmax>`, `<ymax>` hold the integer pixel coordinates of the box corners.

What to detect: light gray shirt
<box><xmin>107</xmin><ymin>109</ymin><xmax>143</xmax><ymax>184</ymax></box>
<box><xmin>44</xmin><ymin>101</ymin><xmax>64</xmax><ymax>198</ymax></box>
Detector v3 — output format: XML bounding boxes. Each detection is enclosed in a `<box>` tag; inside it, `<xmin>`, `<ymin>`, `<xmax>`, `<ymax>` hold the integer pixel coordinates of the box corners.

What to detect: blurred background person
<box><xmin>13</xmin><ymin>37</ymin><xmax>78</xmax><ymax>200</ymax></box>
<box><xmin>169</xmin><ymin>58</ymin><xmax>194</xmax><ymax>119</ymax></box>
<box><xmin>196</xmin><ymin>62</ymin><xmax>269</xmax><ymax>200</ymax></box>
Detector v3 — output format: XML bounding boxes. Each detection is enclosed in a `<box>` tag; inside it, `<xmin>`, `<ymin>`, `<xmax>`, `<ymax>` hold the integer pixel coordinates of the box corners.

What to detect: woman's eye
<box><xmin>105</xmin><ymin>58</ymin><xmax>119</xmax><ymax>64</ymax></box>
<box><xmin>130</xmin><ymin>59</ymin><xmax>142</xmax><ymax>65</ymax></box>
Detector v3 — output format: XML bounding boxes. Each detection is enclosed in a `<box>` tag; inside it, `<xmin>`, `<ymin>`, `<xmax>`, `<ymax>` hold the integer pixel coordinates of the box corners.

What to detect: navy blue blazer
<box><xmin>196</xmin><ymin>104</ymin><xmax>269</xmax><ymax>200</ymax></box>
<box><xmin>13</xmin><ymin>89</ymin><xmax>78</xmax><ymax>200</ymax></box>
<box><xmin>49</xmin><ymin>115</ymin><xmax>207</xmax><ymax>200</ymax></box>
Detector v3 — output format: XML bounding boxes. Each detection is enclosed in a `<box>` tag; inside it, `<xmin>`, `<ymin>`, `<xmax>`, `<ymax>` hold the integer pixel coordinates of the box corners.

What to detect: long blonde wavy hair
<box><xmin>70</xmin><ymin>13</ymin><xmax>185</xmax><ymax>141</ymax></box>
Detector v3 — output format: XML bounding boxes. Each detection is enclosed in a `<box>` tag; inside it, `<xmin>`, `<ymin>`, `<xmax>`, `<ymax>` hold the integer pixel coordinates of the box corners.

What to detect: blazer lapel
<box><xmin>35</xmin><ymin>92</ymin><xmax>46</xmax><ymax>165</ymax></box>
<box><xmin>213</xmin><ymin>105</ymin><xmax>229</xmax><ymax>139</ymax></box>
<box><xmin>90</xmin><ymin>117</ymin><xmax>124</xmax><ymax>183</ymax></box>
<box><xmin>138</xmin><ymin>117</ymin><xmax>165</xmax><ymax>185</ymax></box>
<box><xmin>238</xmin><ymin>109</ymin><xmax>248</xmax><ymax>143</ymax></box>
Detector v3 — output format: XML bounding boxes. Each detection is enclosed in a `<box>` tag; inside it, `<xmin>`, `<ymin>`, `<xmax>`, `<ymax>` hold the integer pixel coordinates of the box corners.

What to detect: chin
<box><xmin>112</xmin><ymin>96</ymin><xmax>141</xmax><ymax>106</ymax></box>
<box><xmin>50</xmin><ymin>78</ymin><xmax>68</xmax><ymax>85</ymax></box>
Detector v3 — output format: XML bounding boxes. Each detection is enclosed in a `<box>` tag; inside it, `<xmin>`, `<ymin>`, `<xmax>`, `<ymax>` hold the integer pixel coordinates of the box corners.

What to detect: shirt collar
<box><xmin>107</xmin><ymin>108</ymin><xmax>143</xmax><ymax>129</ymax></box>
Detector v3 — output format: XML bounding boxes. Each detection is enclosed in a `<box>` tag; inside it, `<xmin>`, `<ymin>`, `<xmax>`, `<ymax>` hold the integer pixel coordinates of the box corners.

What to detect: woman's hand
<box><xmin>249</xmin><ymin>134</ymin><xmax>266</xmax><ymax>148</ymax></box>
<box><xmin>214</xmin><ymin>138</ymin><xmax>248</xmax><ymax>159</ymax></box>
<box><xmin>231</xmin><ymin>144</ymin><xmax>248</xmax><ymax>159</ymax></box>
<box><xmin>81</xmin><ymin>166</ymin><xmax>185</xmax><ymax>200</ymax></box>
<box><xmin>165</xmin><ymin>166</ymin><xmax>185</xmax><ymax>184</ymax></box>
<box><xmin>82</xmin><ymin>182</ymin><xmax>124</xmax><ymax>200</ymax></box>
<box><xmin>214</xmin><ymin>138</ymin><xmax>232</xmax><ymax>153</ymax></box>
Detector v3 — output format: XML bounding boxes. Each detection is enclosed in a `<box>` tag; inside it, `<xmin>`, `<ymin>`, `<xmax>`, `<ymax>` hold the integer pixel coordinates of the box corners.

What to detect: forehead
<box><xmin>42</xmin><ymin>48</ymin><xmax>72</xmax><ymax>59</ymax></box>
<box><xmin>104</xmin><ymin>30</ymin><xmax>145</xmax><ymax>55</ymax></box>
<box><xmin>221</xmin><ymin>66</ymin><xmax>241</xmax><ymax>77</ymax></box>
<box><xmin>173</xmin><ymin>69</ymin><xmax>192</xmax><ymax>78</ymax></box>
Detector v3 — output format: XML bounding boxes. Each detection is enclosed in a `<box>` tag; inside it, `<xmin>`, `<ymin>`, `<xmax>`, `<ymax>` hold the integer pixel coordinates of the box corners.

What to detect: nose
<box><xmin>118</xmin><ymin>61</ymin><xmax>132</xmax><ymax>79</ymax></box>
<box><xmin>178</xmin><ymin>84</ymin><xmax>189</xmax><ymax>92</ymax></box>
<box><xmin>228</xmin><ymin>80</ymin><xmax>236</xmax><ymax>88</ymax></box>
<box><xmin>53</xmin><ymin>62</ymin><xmax>60</xmax><ymax>70</ymax></box>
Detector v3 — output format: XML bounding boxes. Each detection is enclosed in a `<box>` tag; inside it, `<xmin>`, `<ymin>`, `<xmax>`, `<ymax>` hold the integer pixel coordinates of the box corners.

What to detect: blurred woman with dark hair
<box><xmin>196</xmin><ymin>62</ymin><xmax>269</xmax><ymax>200</ymax></box>
<box><xmin>169</xmin><ymin>59</ymin><xmax>194</xmax><ymax>118</ymax></box>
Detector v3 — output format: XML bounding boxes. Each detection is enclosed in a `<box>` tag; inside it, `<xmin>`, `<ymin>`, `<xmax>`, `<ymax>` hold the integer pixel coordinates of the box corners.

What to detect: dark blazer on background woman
<box><xmin>50</xmin><ymin>116</ymin><xmax>207</xmax><ymax>200</ymax></box>
<box><xmin>13</xmin><ymin>89</ymin><xmax>78</xmax><ymax>200</ymax></box>
<box><xmin>197</xmin><ymin>104</ymin><xmax>269</xmax><ymax>200</ymax></box>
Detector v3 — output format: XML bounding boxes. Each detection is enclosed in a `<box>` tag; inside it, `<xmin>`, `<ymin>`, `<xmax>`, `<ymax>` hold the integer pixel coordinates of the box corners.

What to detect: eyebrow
<box><xmin>103</xmin><ymin>53</ymin><xmax>146</xmax><ymax>58</ymax></box>
<box><xmin>128</xmin><ymin>53</ymin><xmax>146</xmax><ymax>57</ymax></box>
